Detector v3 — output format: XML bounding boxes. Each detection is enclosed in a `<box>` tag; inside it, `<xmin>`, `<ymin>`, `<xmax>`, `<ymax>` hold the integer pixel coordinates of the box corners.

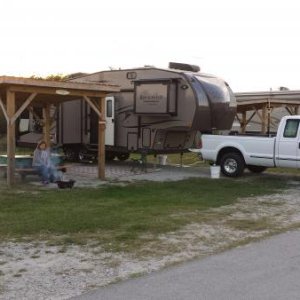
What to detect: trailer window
<box><xmin>19</xmin><ymin>119</ymin><xmax>30</xmax><ymax>133</ymax></box>
<box><xmin>106</xmin><ymin>100</ymin><xmax>113</xmax><ymax>118</ymax></box>
<box><xmin>283</xmin><ymin>119</ymin><xmax>300</xmax><ymax>138</ymax></box>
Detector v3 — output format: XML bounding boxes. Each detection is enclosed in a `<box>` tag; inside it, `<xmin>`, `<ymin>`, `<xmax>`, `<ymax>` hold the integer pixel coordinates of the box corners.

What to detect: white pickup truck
<box><xmin>200</xmin><ymin>115</ymin><xmax>300</xmax><ymax>177</ymax></box>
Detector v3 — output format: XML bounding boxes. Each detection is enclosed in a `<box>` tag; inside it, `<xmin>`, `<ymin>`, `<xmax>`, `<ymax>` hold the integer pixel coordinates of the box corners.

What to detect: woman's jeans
<box><xmin>34</xmin><ymin>165</ymin><xmax>54</xmax><ymax>182</ymax></box>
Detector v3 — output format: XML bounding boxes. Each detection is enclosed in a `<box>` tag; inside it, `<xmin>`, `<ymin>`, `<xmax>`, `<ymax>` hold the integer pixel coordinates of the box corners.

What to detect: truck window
<box><xmin>283</xmin><ymin>119</ymin><xmax>300</xmax><ymax>138</ymax></box>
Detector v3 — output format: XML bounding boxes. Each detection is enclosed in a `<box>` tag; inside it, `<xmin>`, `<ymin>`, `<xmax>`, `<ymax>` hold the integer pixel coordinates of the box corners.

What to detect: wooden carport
<box><xmin>0</xmin><ymin>76</ymin><xmax>119</xmax><ymax>186</ymax></box>
<box><xmin>236</xmin><ymin>90</ymin><xmax>300</xmax><ymax>133</ymax></box>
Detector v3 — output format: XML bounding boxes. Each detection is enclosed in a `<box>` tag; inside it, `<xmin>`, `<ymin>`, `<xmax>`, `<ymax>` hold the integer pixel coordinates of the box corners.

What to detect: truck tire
<box><xmin>247</xmin><ymin>165</ymin><xmax>267</xmax><ymax>173</ymax></box>
<box><xmin>220</xmin><ymin>152</ymin><xmax>245</xmax><ymax>177</ymax></box>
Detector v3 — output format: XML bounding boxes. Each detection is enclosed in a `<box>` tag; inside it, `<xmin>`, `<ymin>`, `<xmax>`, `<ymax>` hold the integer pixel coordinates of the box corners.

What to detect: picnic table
<box><xmin>0</xmin><ymin>154</ymin><xmax>66</xmax><ymax>180</ymax></box>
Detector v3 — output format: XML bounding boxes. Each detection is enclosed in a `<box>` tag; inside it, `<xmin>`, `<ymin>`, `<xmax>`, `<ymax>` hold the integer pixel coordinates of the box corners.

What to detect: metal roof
<box><xmin>235</xmin><ymin>90</ymin><xmax>300</xmax><ymax>112</ymax></box>
<box><xmin>0</xmin><ymin>76</ymin><xmax>120</xmax><ymax>106</ymax></box>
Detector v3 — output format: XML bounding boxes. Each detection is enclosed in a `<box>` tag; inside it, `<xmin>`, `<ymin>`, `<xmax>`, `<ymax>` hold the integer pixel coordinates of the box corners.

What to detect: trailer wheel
<box><xmin>117</xmin><ymin>153</ymin><xmax>130</xmax><ymax>161</ymax></box>
<box><xmin>247</xmin><ymin>165</ymin><xmax>267</xmax><ymax>173</ymax></box>
<box><xmin>78</xmin><ymin>149</ymin><xmax>88</xmax><ymax>162</ymax></box>
<box><xmin>106</xmin><ymin>152</ymin><xmax>116</xmax><ymax>161</ymax></box>
<box><xmin>220</xmin><ymin>152</ymin><xmax>245</xmax><ymax>177</ymax></box>
<box><xmin>64</xmin><ymin>148</ymin><xmax>79</xmax><ymax>162</ymax></box>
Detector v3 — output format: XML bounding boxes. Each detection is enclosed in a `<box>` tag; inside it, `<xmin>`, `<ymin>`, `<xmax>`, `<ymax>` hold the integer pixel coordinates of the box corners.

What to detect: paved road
<box><xmin>74</xmin><ymin>230</ymin><xmax>300</xmax><ymax>300</ymax></box>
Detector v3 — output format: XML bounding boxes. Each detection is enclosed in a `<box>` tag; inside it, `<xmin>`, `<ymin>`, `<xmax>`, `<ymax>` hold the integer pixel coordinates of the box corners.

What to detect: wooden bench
<box><xmin>0</xmin><ymin>164</ymin><xmax>67</xmax><ymax>181</ymax></box>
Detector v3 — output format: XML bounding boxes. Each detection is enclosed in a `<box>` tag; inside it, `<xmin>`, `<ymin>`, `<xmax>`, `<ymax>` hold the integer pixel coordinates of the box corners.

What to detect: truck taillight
<box><xmin>195</xmin><ymin>132</ymin><xmax>202</xmax><ymax>149</ymax></box>
<box><xmin>196</xmin><ymin>137</ymin><xmax>202</xmax><ymax>149</ymax></box>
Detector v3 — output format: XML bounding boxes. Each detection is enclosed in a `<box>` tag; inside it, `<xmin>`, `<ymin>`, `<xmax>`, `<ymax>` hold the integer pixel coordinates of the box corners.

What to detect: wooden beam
<box><xmin>0</xmin><ymin>75</ymin><xmax>119</xmax><ymax>93</ymax></box>
<box><xmin>241</xmin><ymin>111</ymin><xmax>247</xmax><ymax>133</ymax></box>
<box><xmin>255</xmin><ymin>109</ymin><xmax>263</xmax><ymax>122</ymax></box>
<box><xmin>98</xmin><ymin>97</ymin><xmax>106</xmax><ymax>180</ymax></box>
<box><xmin>28</xmin><ymin>106</ymin><xmax>44</xmax><ymax>125</ymax></box>
<box><xmin>43</xmin><ymin>104</ymin><xmax>51</xmax><ymax>147</ymax></box>
<box><xmin>9</xmin><ymin>86</ymin><xmax>107</xmax><ymax>99</ymax></box>
<box><xmin>83</xmin><ymin>96</ymin><xmax>102</xmax><ymax>117</ymax></box>
<box><xmin>235</xmin><ymin>113</ymin><xmax>242</xmax><ymax>125</ymax></box>
<box><xmin>285</xmin><ymin>106</ymin><xmax>294</xmax><ymax>115</ymax></box>
<box><xmin>0</xmin><ymin>96</ymin><xmax>9</xmax><ymax>122</ymax></box>
<box><xmin>6</xmin><ymin>90</ymin><xmax>16</xmax><ymax>186</ymax></box>
<box><xmin>247</xmin><ymin>111</ymin><xmax>256</xmax><ymax>123</ymax></box>
<box><xmin>11</xmin><ymin>93</ymin><xmax>37</xmax><ymax>124</ymax></box>
<box><xmin>285</xmin><ymin>105</ymin><xmax>300</xmax><ymax>115</ymax></box>
<box><xmin>261</xmin><ymin>105</ymin><xmax>267</xmax><ymax>134</ymax></box>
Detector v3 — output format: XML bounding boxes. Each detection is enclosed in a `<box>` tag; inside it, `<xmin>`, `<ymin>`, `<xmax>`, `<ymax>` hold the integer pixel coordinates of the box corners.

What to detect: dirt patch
<box><xmin>1</xmin><ymin>185</ymin><xmax>300</xmax><ymax>299</ymax></box>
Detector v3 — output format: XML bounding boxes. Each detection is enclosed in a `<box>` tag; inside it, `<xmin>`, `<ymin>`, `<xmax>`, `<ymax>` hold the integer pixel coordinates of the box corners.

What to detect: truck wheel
<box><xmin>220</xmin><ymin>152</ymin><xmax>245</xmax><ymax>177</ymax></box>
<box><xmin>117</xmin><ymin>153</ymin><xmax>130</xmax><ymax>161</ymax></box>
<box><xmin>247</xmin><ymin>165</ymin><xmax>267</xmax><ymax>173</ymax></box>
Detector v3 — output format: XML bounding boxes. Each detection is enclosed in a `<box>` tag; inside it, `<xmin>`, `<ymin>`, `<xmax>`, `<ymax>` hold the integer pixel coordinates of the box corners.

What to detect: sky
<box><xmin>1</xmin><ymin>0</ymin><xmax>300</xmax><ymax>92</ymax></box>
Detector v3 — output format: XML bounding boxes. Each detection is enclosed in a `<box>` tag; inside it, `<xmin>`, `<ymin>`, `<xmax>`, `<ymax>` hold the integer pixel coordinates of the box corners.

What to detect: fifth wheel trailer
<box><xmin>57</xmin><ymin>63</ymin><xmax>237</xmax><ymax>161</ymax></box>
<box><xmin>15</xmin><ymin>63</ymin><xmax>237</xmax><ymax>161</ymax></box>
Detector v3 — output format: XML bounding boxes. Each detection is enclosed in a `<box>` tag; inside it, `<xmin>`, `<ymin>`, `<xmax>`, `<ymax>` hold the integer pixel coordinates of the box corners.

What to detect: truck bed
<box><xmin>201</xmin><ymin>134</ymin><xmax>276</xmax><ymax>167</ymax></box>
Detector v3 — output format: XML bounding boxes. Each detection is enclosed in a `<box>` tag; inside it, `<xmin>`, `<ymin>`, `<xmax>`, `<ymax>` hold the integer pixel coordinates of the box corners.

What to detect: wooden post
<box><xmin>43</xmin><ymin>104</ymin><xmax>51</xmax><ymax>146</ymax></box>
<box><xmin>261</xmin><ymin>105</ymin><xmax>267</xmax><ymax>134</ymax></box>
<box><xmin>98</xmin><ymin>97</ymin><xmax>106</xmax><ymax>180</ymax></box>
<box><xmin>241</xmin><ymin>111</ymin><xmax>247</xmax><ymax>133</ymax></box>
<box><xmin>6</xmin><ymin>90</ymin><xmax>16</xmax><ymax>186</ymax></box>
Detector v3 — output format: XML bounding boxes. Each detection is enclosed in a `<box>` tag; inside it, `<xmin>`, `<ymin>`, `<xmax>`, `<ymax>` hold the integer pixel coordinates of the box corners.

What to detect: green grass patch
<box><xmin>0</xmin><ymin>177</ymin><xmax>287</xmax><ymax>251</ymax></box>
<box><xmin>131</xmin><ymin>152</ymin><xmax>205</xmax><ymax>167</ymax></box>
<box><xmin>267</xmin><ymin>167</ymin><xmax>300</xmax><ymax>175</ymax></box>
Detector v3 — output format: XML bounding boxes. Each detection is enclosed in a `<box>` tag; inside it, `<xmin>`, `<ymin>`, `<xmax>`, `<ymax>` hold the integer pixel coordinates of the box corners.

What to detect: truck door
<box><xmin>105</xmin><ymin>96</ymin><xmax>115</xmax><ymax>146</ymax></box>
<box><xmin>276</xmin><ymin>118</ymin><xmax>300</xmax><ymax>168</ymax></box>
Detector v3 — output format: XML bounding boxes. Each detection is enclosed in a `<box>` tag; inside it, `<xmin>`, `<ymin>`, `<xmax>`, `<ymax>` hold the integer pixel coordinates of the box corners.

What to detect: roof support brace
<box><xmin>83</xmin><ymin>96</ymin><xmax>102</xmax><ymax>118</ymax></box>
<box><xmin>11</xmin><ymin>93</ymin><xmax>37</xmax><ymax>124</ymax></box>
<box><xmin>0</xmin><ymin>96</ymin><xmax>8</xmax><ymax>122</ymax></box>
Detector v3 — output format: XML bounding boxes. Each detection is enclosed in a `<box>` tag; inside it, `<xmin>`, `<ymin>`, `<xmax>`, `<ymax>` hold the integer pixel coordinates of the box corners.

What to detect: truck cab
<box><xmin>275</xmin><ymin>116</ymin><xmax>300</xmax><ymax>168</ymax></box>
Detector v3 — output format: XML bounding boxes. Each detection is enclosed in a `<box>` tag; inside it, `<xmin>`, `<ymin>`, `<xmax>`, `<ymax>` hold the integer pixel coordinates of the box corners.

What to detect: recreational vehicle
<box><xmin>18</xmin><ymin>63</ymin><xmax>237</xmax><ymax>161</ymax></box>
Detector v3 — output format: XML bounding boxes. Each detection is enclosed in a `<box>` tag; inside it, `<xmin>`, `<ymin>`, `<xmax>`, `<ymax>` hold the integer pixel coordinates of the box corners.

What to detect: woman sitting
<box><xmin>32</xmin><ymin>140</ymin><xmax>56</xmax><ymax>184</ymax></box>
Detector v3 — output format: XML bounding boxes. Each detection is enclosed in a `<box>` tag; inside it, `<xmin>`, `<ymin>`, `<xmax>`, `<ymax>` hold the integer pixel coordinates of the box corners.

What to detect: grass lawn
<box><xmin>132</xmin><ymin>152</ymin><xmax>204</xmax><ymax>166</ymax></box>
<box><xmin>0</xmin><ymin>176</ymin><xmax>288</xmax><ymax>251</ymax></box>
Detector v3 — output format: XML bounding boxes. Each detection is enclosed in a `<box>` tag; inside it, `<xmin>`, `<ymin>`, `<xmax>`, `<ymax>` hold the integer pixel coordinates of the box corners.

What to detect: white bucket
<box><xmin>158</xmin><ymin>155</ymin><xmax>168</xmax><ymax>165</ymax></box>
<box><xmin>210</xmin><ymin>165</ymin><xmax>221</xmax><ymax>179</ymax></box>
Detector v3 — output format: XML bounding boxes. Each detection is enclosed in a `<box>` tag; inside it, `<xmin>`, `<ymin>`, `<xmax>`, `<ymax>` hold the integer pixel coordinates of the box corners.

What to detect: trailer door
<box><xmin>105</xmin><ymin>96</ymin><xmax>115</xmax><ymax>146</ymax></box>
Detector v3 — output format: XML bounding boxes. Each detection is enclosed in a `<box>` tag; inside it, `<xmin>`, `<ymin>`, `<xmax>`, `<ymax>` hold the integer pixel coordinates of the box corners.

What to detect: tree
<box><xmin>30</xmin><ymin>74</ymin><xmax>67</xmax><ymax>81</ymax></box>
